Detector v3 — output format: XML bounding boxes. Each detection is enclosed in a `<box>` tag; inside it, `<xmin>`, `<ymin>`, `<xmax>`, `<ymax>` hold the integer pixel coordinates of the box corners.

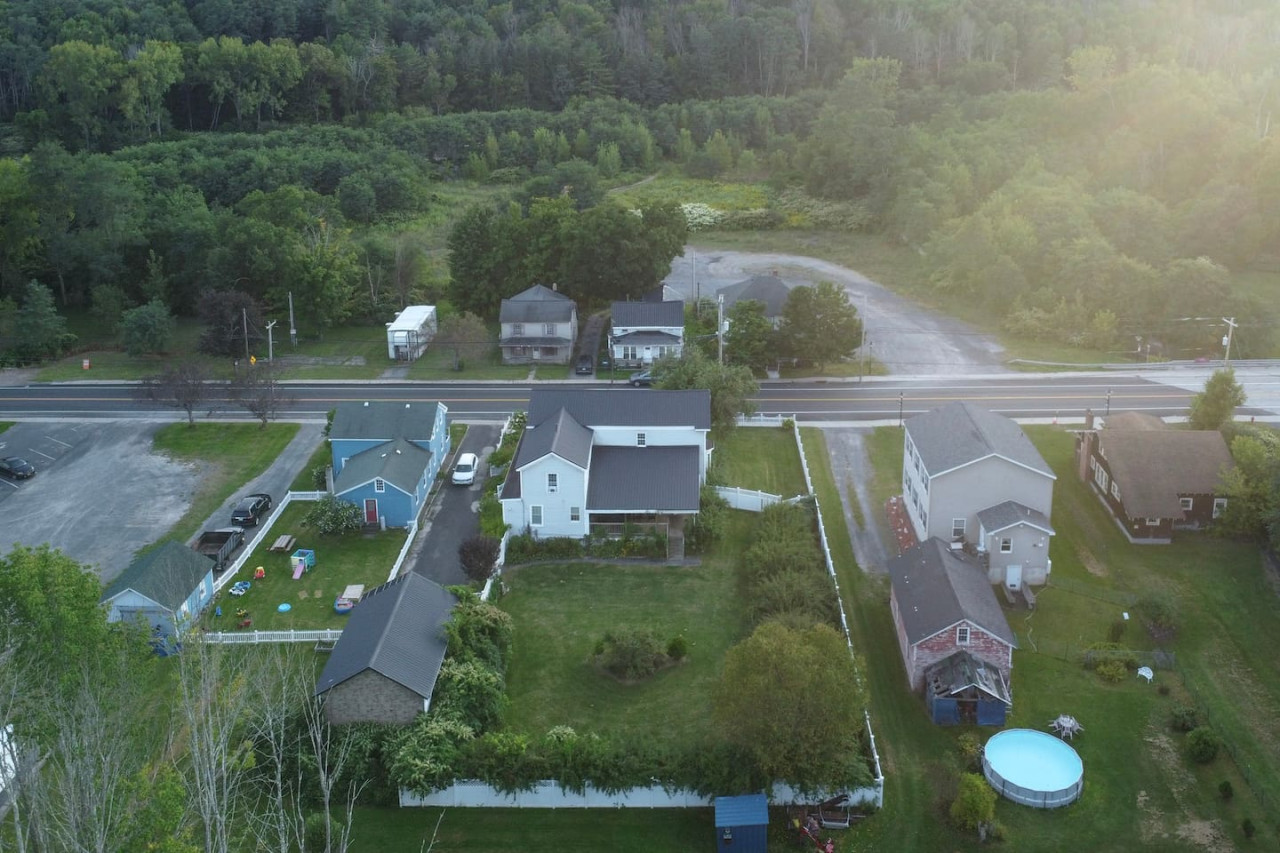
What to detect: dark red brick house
<box><xmin>888</xmin><ymin>539</ymin><xmax>1016</xmax><ymax>725</ymax></box>
<box><xmin>1074</xmin><ymin>412</ymin><xmax>1234</xmax><ymax>544</ymax></box>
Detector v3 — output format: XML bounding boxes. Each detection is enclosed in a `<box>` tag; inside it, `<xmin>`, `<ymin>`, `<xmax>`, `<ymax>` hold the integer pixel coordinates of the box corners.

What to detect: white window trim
<box><xmin>1213</xmin><ymin>498</ymin><xmax>1228</xmax><ymax>519</ymax></box>
<box><xmin>544</xmin><ymin>323</ymin><xmax>556</xmax><ymax>336</ymax></box>
<box><xmin>570</xmin><ymin>506</ymin><xmax>581</xmax><ymax>522</ymax></box>
<box><xmin>530</xmin><ymin>505</ymin><xmax>543</xmax><ymax>527</ymax></box>
<box><xmin>637</xmin><ymin>432</ymin><xmax>646</xmax><ymax>447</ymax></box>
<box><xmin>1180</xmin><ymin>497</ymin><xmax>1194</xmax><ymax>511</ymax></box>
<box><xmin>1145</xmin><ymin>517</ymin><xmax>1161</xmax><ymax>526</ymax></box>
<box><xmin>374</xmin><ymin>478</ymin><xmax>385</xmax><ymax>493</ymax></box>
<box><xmin>951</xmin><ymin>518</ymin><xmax>966</xmax><ymax>539</ymax></box>
<box><xmin>999</xmin><ymin>538</ymin><xmax>1012</xmax><ymax>553</ymax></box>
<box><xmin>512</xmin><ymin>322</ymin><xmax>524</xmax><ymax>335</ymax></box>
<box><xmin>956</xmin><ymin>625</ymin><xmax>970</xmax><ymax>645</ymax></box>
<box><xmin>547</xmin><ymin>473</ymin><xmax>558</xmax><ymax>493</ymax></box>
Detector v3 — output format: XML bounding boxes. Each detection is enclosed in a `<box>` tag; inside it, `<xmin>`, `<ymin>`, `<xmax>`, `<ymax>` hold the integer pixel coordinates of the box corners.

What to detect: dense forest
<box><xmin>0</xmin><ymin>0</ymin><xmax>1278</xmax><ymax>360</ymax></box>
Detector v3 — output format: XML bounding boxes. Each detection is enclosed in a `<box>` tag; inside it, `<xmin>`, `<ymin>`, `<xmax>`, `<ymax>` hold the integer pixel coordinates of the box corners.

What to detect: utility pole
<box><xmin>898</xmin><ymin>392</ymin><xmax>904</xmax><ymax>427</ymax></box>
<box><xmin>242</xmin><ymin>307</ymin><xmax>250</xmax><ymax>361</ymax></box>
<box><xmin>265</xmin><ymin>320</ymin><xmax>277</xmax><ymax>362</ymax></box>
<box><xmin>716</xmin><ymin>294</ymin><xmax>725</xmax><ymax>365</ymax></box>
<box><xmin>1222</xmin><ymin>317</ymin><xmax>1238</xmax><ymax>366</ymax></box>
<box><xmin>856</xmin><ymin>291</ymin><xmax>868</xmax><ymax>382</ymax></box>
<box><xmin>288</xmin><ymin>291</ymin><xmax>297</xmax><ymax>347</ymax></box>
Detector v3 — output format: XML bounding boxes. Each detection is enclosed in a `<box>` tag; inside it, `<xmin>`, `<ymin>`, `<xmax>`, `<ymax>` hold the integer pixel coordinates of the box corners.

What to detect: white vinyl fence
<box><xmin>199</xmin><ymin>629</ymin><xmax>343</xmax><ymax>645</ymax></box>
<box><xmin>715</xmin><ymin>485</ymin><xmax>787</xmax><ymax>512</ymax></box>
<box><xmin>400</xmin><ymin>779</ymin><xmax>882</xmax><ymax>810</ymax></box>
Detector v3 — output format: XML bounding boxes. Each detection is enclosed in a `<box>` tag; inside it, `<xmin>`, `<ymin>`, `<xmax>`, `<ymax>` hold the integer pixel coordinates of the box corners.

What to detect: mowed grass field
<box><xmin>713</xmin><ymin>426</ymin><xmax>808</xmax><ymax>497</ymax></box>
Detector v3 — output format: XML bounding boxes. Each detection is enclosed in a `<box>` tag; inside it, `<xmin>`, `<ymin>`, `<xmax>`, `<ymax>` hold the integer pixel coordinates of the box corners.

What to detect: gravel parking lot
<box><xmin>0</xmin><ymin>422</ymin><xmax>204</xmax><ymax>583</ymax></box>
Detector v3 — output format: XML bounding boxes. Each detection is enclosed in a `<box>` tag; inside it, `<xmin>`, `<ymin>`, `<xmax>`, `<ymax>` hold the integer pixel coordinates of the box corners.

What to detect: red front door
<box><xmin>364</xmin><ymin>499</ymin><xmax>378</xmax><ymax>524</ymax></box>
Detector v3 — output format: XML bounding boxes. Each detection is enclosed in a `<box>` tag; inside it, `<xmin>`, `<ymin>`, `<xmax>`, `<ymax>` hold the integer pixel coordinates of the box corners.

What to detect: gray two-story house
<box><xmin>902</xmin><ymin>402</ymin><xmax>1056</xmax><ymax>589</ymax></box>
<box><xmin>499</xmin><ymin>284</ymin><xmax>578</xmax><ymax>365</ymax></box>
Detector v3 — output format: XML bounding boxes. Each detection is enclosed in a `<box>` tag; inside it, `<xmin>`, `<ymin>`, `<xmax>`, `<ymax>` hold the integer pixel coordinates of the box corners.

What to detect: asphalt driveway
<box><xmin>819</xmin><ymin>426</ymin><xmax>892</xmax><ymax>574</ymax></box>
<box><xmin>407</xmin><ymin>422</ymin><xmax>502</xmax><ymax>587</ymax></box>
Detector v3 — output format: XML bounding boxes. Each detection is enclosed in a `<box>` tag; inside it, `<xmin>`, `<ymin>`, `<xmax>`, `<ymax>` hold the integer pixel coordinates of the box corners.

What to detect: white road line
<box><xmin>46</xmin><ymin>436</ymin><xmax>72</xmax><ymax>447</ymax></box>
<box><xmin>0</xmin><ymin>479</ymin><xmax>17</xmax><ymax>489</ymax></box>
<box><xmin>31</xmin><ymin>449</ymin><xmax>54</xmax><ymax>460</ymax></box>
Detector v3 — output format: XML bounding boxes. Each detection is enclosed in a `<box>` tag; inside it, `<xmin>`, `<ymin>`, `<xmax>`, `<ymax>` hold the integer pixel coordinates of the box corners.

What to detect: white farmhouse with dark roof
<box><xmin>902</xmin><ymin>402</ymin><xmax>1056</xmax><ymax>588</ymax></box>
<box><xmin>499</xmin><ymin>389</ymin><xmax>711</xmax><ymax>554</ymax></box>
<box><xmin>498</xmin><ymin>284</ymin><xmax>577</xmax><ymax>365</ymax></box>
<box><xmin>610</xmin><ymin>300</ymin><xmax>684</xmax><ymax>368</ymax></box>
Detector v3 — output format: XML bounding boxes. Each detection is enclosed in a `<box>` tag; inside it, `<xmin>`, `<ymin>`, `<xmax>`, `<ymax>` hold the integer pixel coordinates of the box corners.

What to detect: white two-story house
<box><xmin>499</xmin><ymin>389</ymin><xmax>711</xmax><ymax>542</ymax></box>
<box><xmin>499</xmin><ymin>284</ymin><xmax>578</xmax><ymax>365</ymax></box>
<box><xmin>902</xmin><ymin>402</ymin><xmax>1056</xmax><ymax>589</ymax></box>
<box><xmin>610</xmin><ymin>300</ymin><xmax>684</xmax><ymax>369</ymax></box>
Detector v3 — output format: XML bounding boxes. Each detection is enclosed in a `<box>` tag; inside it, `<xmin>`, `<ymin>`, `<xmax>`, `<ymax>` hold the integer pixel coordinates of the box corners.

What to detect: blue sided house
<box><xmin>102</xmin><ymin>541</ymin><xmax>217</xmax><ymax>639</ymax></box>
<box><xmin>330</xmin><ymin>400</ymin><xmax>450</xmax><ymax>528</ymax></box>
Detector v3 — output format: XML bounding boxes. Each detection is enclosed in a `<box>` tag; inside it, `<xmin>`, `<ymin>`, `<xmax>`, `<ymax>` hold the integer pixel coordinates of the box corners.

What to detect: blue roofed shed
<box><xmin>714</xmin><ymin>794</ymin><xmax>768</xmax><ymax>853</ymax></box>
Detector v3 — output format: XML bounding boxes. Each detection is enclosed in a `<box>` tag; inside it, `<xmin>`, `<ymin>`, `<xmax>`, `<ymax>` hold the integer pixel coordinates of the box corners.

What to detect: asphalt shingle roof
<box><xmin>1097</xmin><ymin>426</ymin><xmax>1234</xmax><ymax>517</ymax></box>
<box><xmin>586</xmin><ymin>446</ymin><xmax>700</xmax><ymax>512</ymax></box>
<box><xmin>906</xmin><ymin>402</ymin><xmax>1054</xmax><ymax>479</ymax></box>
<box><xmin>513</xmin><ymin>407</ymin><xmax>594</xmax><ymax>470</ymax></box>
<box><xmin>717</xmin><ymin>275</ymin><xmax>793</xmax><ymax>317</ymax></box>
<box><xmin>102</xmin><ymin>540</ymin><xmax>212</xmax><ymax>611</ymax></box>
<box><xmin>500</xmin><ymin>284</ymin><xmax>575</xmax><ymax>324</ymax></box>
<box><xmin>611</xmin><ymin>330</ymin><xmax>682</xmax><ymax>346</ymax></box>
<box><xmin>976</xmin><ymin>500</ymin><xmax>1055</xmax><ymax>536</ymax></box>
<box><xmin>315</xmin><ymin>573</ymin><xmax>456</xmax><ymax>699</ymax></box>
<box><xmin>329</xmin><ymin>401</ymin><xmax>442</xmax><ymax>442</ymax></box>
<box><xmin>334</xmin><ymin>437</ymin><xmax>433</xmax><ymax>495</ymax></box>
<box><xmin>611</xmin><ymin>300</ymin><xmax>684</xmax><ymax>328</ymax></box>
<box><xmin>888</xmin><ymin>538</ymin><xmax>1016</xmax><ymax>647</ymax></box>
<box><xmin>527</xmin><ymin>388</ymin><xmax>711</xmax><ymax>430</ymax></box>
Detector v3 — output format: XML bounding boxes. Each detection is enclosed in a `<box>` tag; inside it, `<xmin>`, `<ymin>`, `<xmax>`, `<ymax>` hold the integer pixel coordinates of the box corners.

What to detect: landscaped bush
<box><xmin>1171</xmin><ymin>705</ymin><xmax>1200</xmax><ymax>733</ymax></box>
<box><xmin>459</xmin><ymin>535</ymin><xmax>501</xmax><ymax>583</ymax></box>
<box><xmin>303</xmin><ymin>495</ymin><xmax>364</xmax><ymax>535</ymax></box>
<box><xmin>478</xmin><ymin>481</ymin><xmax>507</xmax><ymax>538</ymax></box>
<box><xmin>506</xmin><ymin>532</ymin><xmax>584</xmax><ymax>563</ymax></box>
<box><xmin>458</xmin><ymin>731</ymin><xmax>544</xmax><ymax>794</ymax></box>
<box><xmin>1242</xmin><ymin>818</ymin><xmax>1256</xmax><ymax>838</ymax></box>
<box><xmin>956</xmin><ymin>733</ymin><xmax>983</xmax><ymax>773</ymax></box>
<box><xmin>1134</xmin><ymin>592</ymin><xmax>1179</xmax><ymax>644</ymax></box>
<box><xmin>751</xmin><ymin>569</ymin><xmax>838</xmax><ymax>626</ymax></box>
<box><xmin>1219</xmin><ymin>780</ymin><xmax>1234</xmax><ymax>800</ymax></box>
<box><xmin>1186</xmin><ymin>726</ymin><xmax>1221</xmax><ymax>764</ymax></box>
<box><xmin>736</xmin><ymin>501</ymin><xmax>835</xmax><ymax>628</ymax></box>
<box><xmin>433</xmin><ymin>658</ymin><xmax>507</xmax><ymax>731</ymax></box>
<box><xmin>950</xmin><ymin>772</ymin><xmax>997</xmax><ymax>834</ymax></box>
<box><xmin>666</xmin><ymin>635</ymin><xmax>689</xmax><ymax>661</ymax></box>
<box><xmin>386</xmin><ymin>714</ymin><xmax>476</xmax><ymax>794</ymax></box>
<box><xmin>310</xmin><ymin>465</ymin><xmax>328</xmax><ymax>490</ymax></box>
<box><xmin>582</xmin><ymin>528</ymin><xmax>666</xmax><ymax>559</ymax></box>
<box><xmin>595</xmin><ymin>628</ymin><xmax>668</xmax><ymax>680</ymax></box>
<box><xmin>1095</xmin><ymin>660</ymin><xmax>1127</xmax><ymax>683</ymax></box>
<box><xmin>486</xmin><ymin>412</ymin><xmax>525</xmax><ymax>471</ymax></box>
<box><xmin>684</xmin><ymin>485</ymin><xmax>729</xmax><ymax>554</ymax></box>
<box><xmin>1082</xmin><ymin>642</ymin><xmax>1139</xmax><ymax>671</ymax></box>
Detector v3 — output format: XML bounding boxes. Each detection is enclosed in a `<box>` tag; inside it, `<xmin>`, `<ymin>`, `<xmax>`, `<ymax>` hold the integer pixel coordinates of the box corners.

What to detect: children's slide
<box><xmin>292</xmin><ymin>564</ymin><xmax>305</xmax><ymax>580</ymax></box>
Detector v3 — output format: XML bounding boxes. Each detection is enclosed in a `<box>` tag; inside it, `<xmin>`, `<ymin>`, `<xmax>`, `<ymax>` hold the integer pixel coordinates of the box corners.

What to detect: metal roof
<box><xmin>102</xmin><ymin>540</ymin><xmax>212</xmax><ymax>611</ymax></box>
<box><xmin>334</xmin><ymin>437</ymin><xmax>433</xmax><ymax>496</ymax></box>
<box><xmin>1097</xmin><ymin>428</ymin><xmax>1234</xmax><ymax>518</ymax></box>
<box><xmin>514</xmin><ymin>407</ymin><xmax>593</xmax><ymax>470</ymax></box>
<box><xmin>330</xmin><ymin>401</ymin><xmax>444</xmax><ymax>442</ymax></box>
<box><xmin>976</xmin><ymin>500</ymin><xmax>1055</xmax><ymax>536</ymax></box>
<box><xmin>714</xmin><ymin>794</ymin><xmax>768</xmax><ymax>827</ymax></box>
<box><xmin>500</xmin><ymin>284</ymin><xmax>576</xmax><ymax>323</ymax></box>
<box><xmin>586</xmin><ymin>446</ymin><xmax>700</xmax><ymax>512</ymax></box>
<box><xmin>315</xmin><ymin>573</ymin><xmax>456</xmax><ymax>699</ymax></box>
<box><xmin>611</xmin><ymin>300</ymin><xmax>684</xmax><ymax>328</ymax></box>
<box><xmin>386</xmin><ymin>305</ymin><xmax>436</xmax><ymax>332</ymax></box>
<box><xmin>888</xmin><ymin>538</ymin><xmax>1017</xmax><ymax>648</ymax></box>
<box><xmin>528</xmin><ymin>388</ymin><xmax>711</xmax><ymax>430</ymax></box>
<box><xmin>717</xmin><ymin>275</ymin><xmax>793</xmax><ymax>317</ymax></box>
<box><xmin>905</xmin><ymin>402</ymin><xmax>1054</xmax><ymax>480</ymax></box>
<box><xmin>611</xmin><ymin>330</ymin><xmax>682</xmax><ymax>346</ymax></box>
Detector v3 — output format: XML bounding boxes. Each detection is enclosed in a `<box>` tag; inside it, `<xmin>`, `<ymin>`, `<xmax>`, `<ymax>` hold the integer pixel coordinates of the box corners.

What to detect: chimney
<box><xmin>1084</xmin><ymin>408</ymin><xmax>1095</xmax><ymax>430</ymax></box>
<box><xmin>1076</xmin><ymin>430</ymin><xmax>1094</xmax><ymax>483</ymax></box>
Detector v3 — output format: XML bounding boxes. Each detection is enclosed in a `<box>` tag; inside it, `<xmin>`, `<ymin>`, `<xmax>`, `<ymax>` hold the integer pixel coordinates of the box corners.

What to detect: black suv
<box><xmin>0</xmin><ymin>457</ymin><xmax>35</xmax><ymax>479</ymax></box>
<box><xmin>575</xmin><ymin>353</ymin><xmax>594</xmax><ymax>375</ymax></box>
<box><xmin>231</xmin><ymin>493</ymin><xmax>273</xmax><ymax>526</ymax></box>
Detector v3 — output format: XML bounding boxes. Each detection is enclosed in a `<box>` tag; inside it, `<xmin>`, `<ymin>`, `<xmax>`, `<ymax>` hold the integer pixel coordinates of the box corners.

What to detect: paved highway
<box><xmin>2</xmin><ymin>372</ymin><xmax>1271</xmax><ymax>424</ymax></box>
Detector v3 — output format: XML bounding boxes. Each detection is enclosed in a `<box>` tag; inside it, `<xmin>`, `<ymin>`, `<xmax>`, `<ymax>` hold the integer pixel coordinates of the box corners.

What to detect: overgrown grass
<box><xmin>713</xmin><ymin>426</ymin><xmax>807</xmax><ymax>496</ymax></box>
<box><xmin>814</xmin><ymin>423</ymin><xmax>1278</xmax><ymax>849</ymax></box>
<box><xmin>347</xmin><ymin>806</ymin><xmax>711</xmax><ymax>852</ymax></box>
<box><xmin>151</xmin><ymin>422</ymin><xmax>299</xmax><ymax>543</ymax></box>
<box><xmin>203</xmin><ymin>502</ymin><xmax>406</xmax><ymax>632</ymax></box>
<box><xmin>499</xmin><ymin>514</ymin><xmax>754</xmax><ymax>750</ymax></box>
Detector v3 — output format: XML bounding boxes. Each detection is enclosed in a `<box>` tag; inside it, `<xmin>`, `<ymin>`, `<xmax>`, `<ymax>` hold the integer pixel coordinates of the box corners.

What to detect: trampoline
<box><xmin>983</xmin><ymin>729</ymin><xmax>1083</xmax><ymax>808</ymax></box>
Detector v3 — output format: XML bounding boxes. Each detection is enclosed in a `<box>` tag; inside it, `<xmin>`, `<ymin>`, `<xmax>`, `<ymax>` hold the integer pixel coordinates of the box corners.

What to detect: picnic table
<box><xmin>268</xmin><ymin>534</ymin><xmax>297</xmax><ymax>553</ymax></box>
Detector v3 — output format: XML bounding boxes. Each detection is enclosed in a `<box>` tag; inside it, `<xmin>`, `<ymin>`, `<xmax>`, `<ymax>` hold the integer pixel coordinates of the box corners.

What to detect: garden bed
<box><xmin>203</xmin><ymin>502</ymin><xmax>407</xmax><ymax>632</ymax></box>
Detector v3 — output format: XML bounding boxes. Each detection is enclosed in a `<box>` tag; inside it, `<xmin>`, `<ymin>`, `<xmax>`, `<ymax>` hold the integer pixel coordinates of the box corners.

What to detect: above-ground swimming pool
<box><xmin>983</xmin><ymin>729</ymin><xmax>1083</xmax><ymax>808</ymax></box>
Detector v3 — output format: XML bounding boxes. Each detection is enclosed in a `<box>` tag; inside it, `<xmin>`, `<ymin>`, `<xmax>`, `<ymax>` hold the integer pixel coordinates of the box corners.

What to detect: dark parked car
<box><xmin>575</xmin><ymin>354</ymin><xmax>594</xmax><ymax>375</ymax></box>
<box><xmin>0</xmin><ymin>457</ymin><xmax>35</xmax><ymax>479</ymax></box>
<box><xmin>629</xmin><ymin>369</ymin><xmax>655</xmax><ymax>387</ymax></box>
<box><xmin>230</xmin><ymin>493</ymin><xmax>273</xmax><ymax>526</ymax></box>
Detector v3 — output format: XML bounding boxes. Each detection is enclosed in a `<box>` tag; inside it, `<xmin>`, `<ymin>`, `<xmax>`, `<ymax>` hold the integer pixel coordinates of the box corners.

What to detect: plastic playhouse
<box><xmin>290</xmin><ymin>549</ymin><xmax>316</xmax><ymax>580</ymax></box>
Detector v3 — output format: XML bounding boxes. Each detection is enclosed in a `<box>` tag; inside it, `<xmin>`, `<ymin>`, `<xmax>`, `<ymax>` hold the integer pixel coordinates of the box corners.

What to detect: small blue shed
<box><xmin>714</xmin><ymin>794</ymin><xmax>768</xmax><ymax>853</ymax></box>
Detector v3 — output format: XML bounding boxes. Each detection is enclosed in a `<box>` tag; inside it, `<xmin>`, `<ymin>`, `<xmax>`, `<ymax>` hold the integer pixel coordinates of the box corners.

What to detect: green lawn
<box><xmin>499</xmin><ymin>514</ymin><xmax>754</xmax><ymax>749</ymax></box>
<box><xmin>405</xmin><ymin>320</ymin><xmax>565</xmax><ymax>381</ymax></box>
<box><xmin>288</xmin><ymin>438</ymin><xmax>332</xmax><ymax>492</ymax></box>
<box><xmin>0</xmin><ymin>422</ymin><xmax>12</xmax><ymax>435</ymax></box>
<box><xmin>348</xmin><ymin>806</ymin><xmax>711</xmax><ymax>852</ymax></box>
<box><xmin>713</xmin><ymin>426</ymin><xmax>807</xmax><ymax>497</ymax></box>
<box><xmin>151</xmin><ymin>422</ymin><xmax>299</xmax><ymax>543</ymax></box>
<box><xmin>204</xmin><ymin>502</ymin><xmax>407</xmax><ymax>632</ymax></box>
<box><xmin>809</xmin><ymin>424</ymin><xmax>1277</xmax><ymax>850</ymax></box>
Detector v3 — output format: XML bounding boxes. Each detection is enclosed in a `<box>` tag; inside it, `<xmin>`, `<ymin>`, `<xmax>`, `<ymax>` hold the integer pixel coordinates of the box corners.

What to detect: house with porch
<box><xmin>329</xmin><ymin>400</ymin><xmax>450</xmax><ymax>528</ymax></box>
<box><xmin>499</xmin><ymin>388</ymin><xmax>711</xmax><ymax>554</ymax></box>
<box><xmin>888</xmin><ymin>538</ymin><xmax>1016</xmax><ymax>726</ymax></box>
<box><xmin>102</xmin><ymin>541</ymin><xmax>217</xmax><ymax>639</ymax></box>
<box><xmin>902</xmin><ymin>402</ymin><xmax>1056</xmax><ymax>589</ymax></box>
<box><xmin>315</xmin><ymin>573</ymin><xmax>456</xmax><ymax>725</ymax></box>
<box><xmin>499</xmin><ymin>284</ymin><xmax>577</xmax><ymax>365</ymax></box>
<box><xmin>610</xmin><ymin>300</ymin><xmax>685</xmax><ymax>368</ymax></box>
<box><xmin>1074</xmin><ymin>412</ymin><xmax>1234</xmax><ymax>544</ymax></box>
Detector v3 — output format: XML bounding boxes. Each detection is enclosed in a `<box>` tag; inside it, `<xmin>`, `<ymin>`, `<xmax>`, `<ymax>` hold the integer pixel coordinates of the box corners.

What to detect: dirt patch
<box><xmin>1078</xmin><ymin>544</ymin><xmax>1108</xmax><ymax>577</ymax></box>
<box><xmin>1142</xmin><ymin>732</ymin><xmax>1234</xmax><ymax>852</ymax></box>
<box><xmin>1175</xmin><ymin>819</ymin><xmax>1233</xmax><ymax>852</ymax></box>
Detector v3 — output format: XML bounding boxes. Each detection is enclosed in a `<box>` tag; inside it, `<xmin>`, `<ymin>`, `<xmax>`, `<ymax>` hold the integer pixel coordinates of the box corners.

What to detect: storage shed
<box><xmin>714</xmin><ymin>794</ymin><xmax>768</xmax><ymax>853</ymax></box>
<box><xmin>386</xmin><ymin>305</ymin><xmax>437</xmax><ymax>361</ymax></box>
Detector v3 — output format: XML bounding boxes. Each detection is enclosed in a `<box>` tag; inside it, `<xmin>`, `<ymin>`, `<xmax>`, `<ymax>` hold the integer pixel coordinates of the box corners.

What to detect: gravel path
<box><xmin>663</xmin><ymin>247</ymin><xmax>1007</xmax><ymax>375</ymax></box>
<box><xmin>819</xmin><ymin>427</ymin><xmax>892</xmax><ymax>574</ymax></box>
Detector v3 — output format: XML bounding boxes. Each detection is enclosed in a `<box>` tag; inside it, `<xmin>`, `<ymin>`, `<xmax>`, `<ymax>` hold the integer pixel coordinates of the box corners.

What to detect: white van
<box><xmin>451</xmin><ymin>453</ymin><xmax>478</xmax><ymax>485</ymax></box>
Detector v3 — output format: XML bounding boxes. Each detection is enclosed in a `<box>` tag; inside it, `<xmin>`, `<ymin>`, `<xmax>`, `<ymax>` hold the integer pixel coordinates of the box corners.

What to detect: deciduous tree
<box><xmin>724</xmin><ymin>299</ymin><xmax>774</xmax><ymax>374</ymax></box>
<box><xmin>654</xmin><ymin>346</ymin><xmax>758</xmax><ymax>432</ymax></box>
<box><xmin>778</xmin><ymin>281</ymin><xmax>862</xmax><ymax>370</ymax></box>
<box><xmin>232</xmin><ymin>360</ymin><xmax>289</xmax><ymax>427</ymax></box>
<box><xmin>139</xmin><ymin>361</ymin><xmax>215</xmax><ymax>426</ymax></box>
<box><xmin>1189</xmin><ymin>368</ymin><xmax>1245</xmax><ymax>431</ymax></box>
<box><xmin>121</xmin><ymin>298</ymin><xmax>177</xmax><ymax>355</ymax></box>
<box><xmin>435</xmin><ymin>311</ymin><xmax>490</xmax><ymax>370</ymax></box>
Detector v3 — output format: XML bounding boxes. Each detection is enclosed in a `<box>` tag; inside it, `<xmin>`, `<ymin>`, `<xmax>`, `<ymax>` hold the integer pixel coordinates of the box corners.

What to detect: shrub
<box><xmin>1107</xmin><ymin>618</ymin><xmax>1127</xmax><ymax>642</ymax></box>
<box><xmin>459</xmin><ymin>535</ymin><xmax>501</xmax><ymax>583</ymax></box>
<box><xmin>486</xmin><ymin>166</ymin><xmax>528</xmax><ymax>184</ymax></box>
<box><xmin>478</xmin><ymin>488</ymin><xmax>507</xmax><ymax>537</ymax></box>
<box><xmin>1096</xmin><ymin>660</ymin><xmax>1127</xmax><ymax>683</ymax></box>
<box><xmin>303</xmin><ymin>495</ymin><xmax>363</xmax><ymax>535</ymax></box>
<box><xmin>781</xmin><ymin>418</ymin><xmax>795</xmax><ymax>432</ymax></box>
<box><xmin>667</xmin><ymin>635</ymin><xmax>689</xmax><ymax>661</ymax></box>
<box><xmin>1242</xmin><ymin>818</ymin><xmax>1255</xmax><ymax>838</ymax></box>
<box><xmin>751</xmin><ymin>569</ymin><xmax>838</xmax><ymax>626</ymax></box>
<box><xmin>1083</xmin><ymin>642</ymin><xmax>1139</xmax><ymax>671</ymax></box>
<box><xmin>596</xmin><ymin>628</ymin><xmax>667</xmax><ymax>680</ymax></box>
<box><xmin>505</xmin><ymin>532</ymin><xmax>583</xmax><ymax>563</ymax></box>
<box><xmin>1218</xmin><ymin>780</ymin><xmax>1233</xmax><ymax>800</ymax></box>
<box><xmin>1171</xmin><ymin>705</ymin><xmax>1199</xmax><ymax>733</ymax></box>
<box><xmin>310</xmin><ymin>465</ymin><xmax>328</xmax><ymax>489</ymax></box>
<box><xmin>433</xmin><ymin>658</ymin><xmax>507</xmax><ymax>731</ymax></box>
<box><xmin>1157</xmin><ymin>684</ymin><xmax>1171</xmax><ymax>697</ymax></box>
<box><xmin>684</xmin><ymin>485</ymin><xmax>729</xmax><ymax>554</ymax></box>
<box><xmin>1134</xmin><ymin>593</ymin><xmax>1179</xmax><ymax>644</ymax></box>
<box><xmin>949</xmin><ymin>772</ymin><xmax>997</xmax><ymax>833</ymax></box>
<box><xmin>1186</xmin><ymin>727</ymin><xmax>1221</xmax><ymax>764</ymax></box>
<box><xmin>120</xmin><ymin>298</ymin><xmax>175</xmax><ymax>355</ymax></box>
<box><xmin>956</xmin><ymin>733</ymin><xmax>983</xmax><ymax>773</ymax></box>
